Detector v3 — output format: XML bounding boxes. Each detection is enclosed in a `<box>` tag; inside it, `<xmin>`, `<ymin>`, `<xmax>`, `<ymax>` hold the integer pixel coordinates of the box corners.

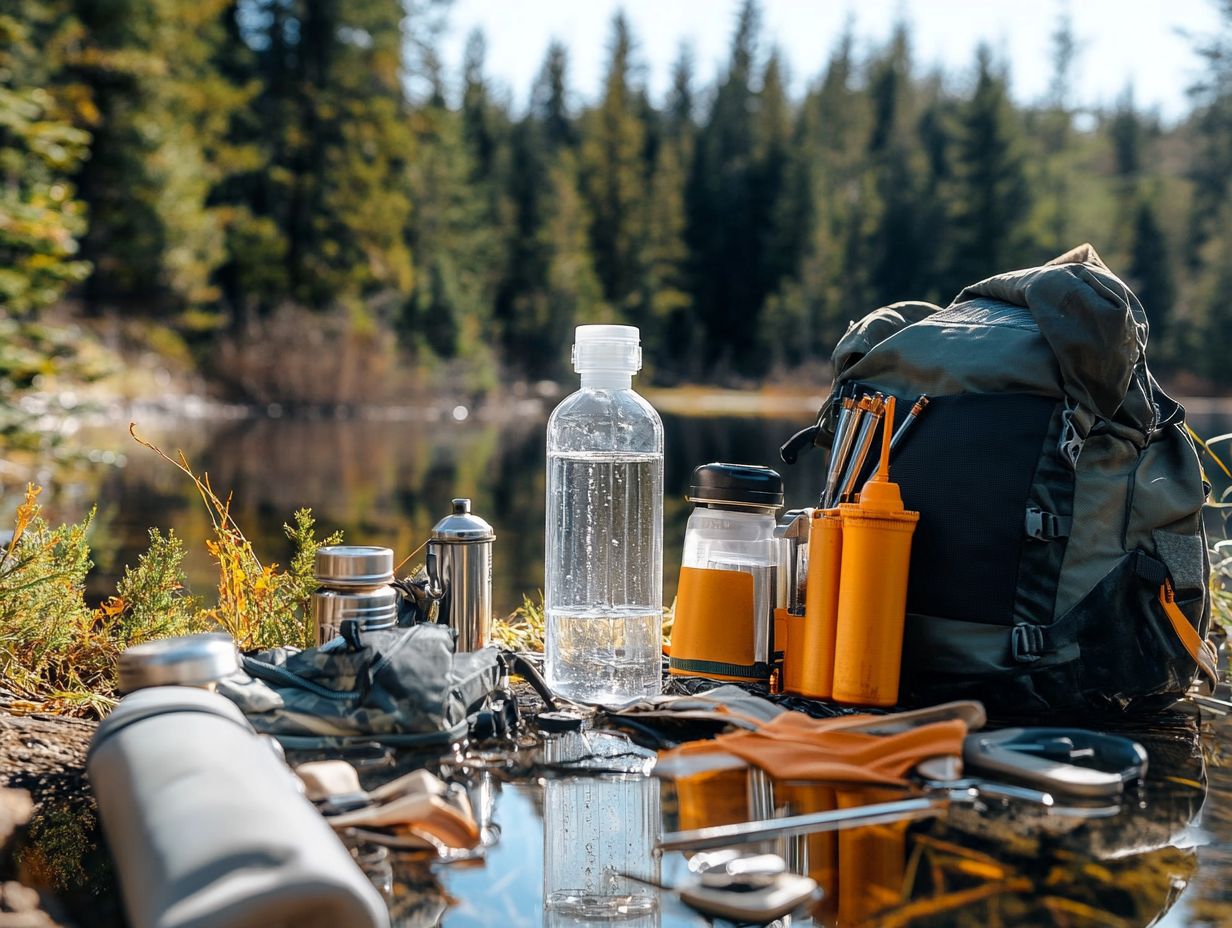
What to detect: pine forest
<box><xmin>4</xmin><ymin>0</ymin><xmax>1232</xmax><ymax>398</ymax></box>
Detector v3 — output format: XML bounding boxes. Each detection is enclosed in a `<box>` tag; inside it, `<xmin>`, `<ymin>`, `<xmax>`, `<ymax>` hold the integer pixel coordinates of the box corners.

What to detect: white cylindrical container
<box><xmin>544</xmin><ymin>325</ymin><xmax>664</xmax><ymax>705</ymax></box>
<box><xmin>88</xmin><ymin>686</ymin><xmax>390</xmax><ymax>928</ymax></box>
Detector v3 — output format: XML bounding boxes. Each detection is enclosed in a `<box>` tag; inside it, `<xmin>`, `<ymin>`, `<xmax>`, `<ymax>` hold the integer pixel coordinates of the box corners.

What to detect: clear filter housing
<box><xmin>545</xmin><ymin>324</ymin><xmax>664</xmax><ymax>704</ymax></box>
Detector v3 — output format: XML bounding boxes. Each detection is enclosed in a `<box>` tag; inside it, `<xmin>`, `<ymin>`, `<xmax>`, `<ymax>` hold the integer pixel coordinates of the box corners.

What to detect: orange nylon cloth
<box><xmin>659</xmin><ymin>712</ymin><xmax>969</xmax><ymax>787</ymax></box>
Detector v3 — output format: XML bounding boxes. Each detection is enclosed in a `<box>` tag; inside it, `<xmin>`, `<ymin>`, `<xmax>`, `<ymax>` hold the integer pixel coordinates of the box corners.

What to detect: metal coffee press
<box><xmin>427</xmin><ymin>498</ymin><xmax>495</xmax><ymax>651</ymax></box>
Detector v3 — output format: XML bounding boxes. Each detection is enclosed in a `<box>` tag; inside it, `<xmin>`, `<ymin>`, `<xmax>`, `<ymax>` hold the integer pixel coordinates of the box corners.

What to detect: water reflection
<box><xmin>307</xmin><ymin>697</ymin><xmax>1211</xmax><ymax>927</ymax></box>
<box><xmin>542</xmin><ymin>731</ymin><xmax>660</xmax><ymax>926</ymax></box>
<box><xmin>23</xmin><ymin>400</ymin><xmax>1232</xmax><ymax>616</ymax></box>
<box><xmin>654</xmin><ymin>707</ymin><xmax>1210</xmax><ymax>927</ymax></box>
<box><xmin>50</xmin><ymin>410</ymin><xmax>820</xmax><ymax>614</ymax></box>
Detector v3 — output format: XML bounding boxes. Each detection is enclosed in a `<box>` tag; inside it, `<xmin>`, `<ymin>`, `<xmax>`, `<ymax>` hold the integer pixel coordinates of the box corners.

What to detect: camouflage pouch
<box><xmin>217</xmin><ymin>623</ymin><xmax>506</xmax><ymax>750</ymax></box>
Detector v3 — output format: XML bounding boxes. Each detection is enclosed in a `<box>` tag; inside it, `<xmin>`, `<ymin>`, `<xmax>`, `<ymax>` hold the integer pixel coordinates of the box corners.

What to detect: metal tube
<box><xmin>889</xmin><ymin>395</ymin><xmax>930</xmax><ymax>457</ymax></box>
<box><xmin>822</xmin><ymin>396</ymin><xmax>866</xmax><ymax>508</ymax></box>
<box><xmin>657</xmin><ymin>796</ymin><xmax>947</xmax><ymax>852</ymax></box>
<box><xmin>836</xmin><ymin>394</ymin><xmax>885</xmax><ymax>503</ymax></box>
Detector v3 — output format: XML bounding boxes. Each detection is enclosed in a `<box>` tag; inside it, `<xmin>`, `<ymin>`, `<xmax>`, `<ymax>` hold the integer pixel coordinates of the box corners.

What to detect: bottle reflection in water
<box><xmin>543</xmin><ymin>731</ymin><xmax>660</xmax><ymax>926</ymax></box>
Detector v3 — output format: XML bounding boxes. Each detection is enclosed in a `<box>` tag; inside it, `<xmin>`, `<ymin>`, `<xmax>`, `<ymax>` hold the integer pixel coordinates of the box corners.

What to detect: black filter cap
<box><xmin>687</xmin><ymin>462</ymin><xmax>784</xmax><ymax>509</ymax></box>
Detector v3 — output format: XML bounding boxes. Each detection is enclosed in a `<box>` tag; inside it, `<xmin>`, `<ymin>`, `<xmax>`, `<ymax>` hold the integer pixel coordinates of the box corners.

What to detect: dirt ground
<box><xmin>0</xmin><ymin>705</ymin><xmax>113</xmax><ymax>928</ymax></box>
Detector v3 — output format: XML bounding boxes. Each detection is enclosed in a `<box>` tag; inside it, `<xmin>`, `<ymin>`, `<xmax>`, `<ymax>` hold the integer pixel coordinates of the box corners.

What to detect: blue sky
<box><xmin>435</xmin><ymin>0</ymin><xmax>1223</xmax><ymax>122</ymax></box>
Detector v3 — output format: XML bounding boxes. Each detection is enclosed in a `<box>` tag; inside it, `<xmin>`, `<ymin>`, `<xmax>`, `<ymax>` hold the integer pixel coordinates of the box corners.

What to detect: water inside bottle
<box><xmin>545</xmin><ymin>450</ymin><xmax>663</xmax><ymax>703</ymax></box>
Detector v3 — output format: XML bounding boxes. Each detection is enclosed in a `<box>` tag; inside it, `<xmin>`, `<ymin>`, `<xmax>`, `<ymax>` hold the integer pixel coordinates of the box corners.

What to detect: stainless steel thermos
<box><xmin>311</xmin><ymin>546</ymin><xmax>398</xmax><ymax>645</ymax></box>
<box><xmin>428</xmin><ymin>498</ymin><xmax>495</xmax><ymax>652</ymax></box>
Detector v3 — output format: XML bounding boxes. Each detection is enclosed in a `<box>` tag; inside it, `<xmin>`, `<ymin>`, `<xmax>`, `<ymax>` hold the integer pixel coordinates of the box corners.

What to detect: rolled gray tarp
<box><xmin>88</xmin><ymin>686</ymin><xmax>390</xmax><ymax>928</ymax></box>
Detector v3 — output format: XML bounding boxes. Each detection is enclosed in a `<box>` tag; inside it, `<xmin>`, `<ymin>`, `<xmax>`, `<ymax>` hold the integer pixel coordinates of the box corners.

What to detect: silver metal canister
<box><xmin>427</xmin><ymin>499</ymin><xmax>495</xmax><ymax>652</ymax></box>
<box><xmin>311</xmin><ymin>545</ymin><xmax>398</xmax><ymax>645</ymax></box>
<box><xmin>314</xmin><ymin>545</ymin><xmax>394</xmax><ymax>587</ymax></box>
<box><xmin>117</xmin><ymin>634</ymin><xmax>240</xmax><ymax>694</ymax></box>
<box><xmin>313</xmin><ymin>586</ymin><xmax>399</xmax><ymax>645</ymax></box>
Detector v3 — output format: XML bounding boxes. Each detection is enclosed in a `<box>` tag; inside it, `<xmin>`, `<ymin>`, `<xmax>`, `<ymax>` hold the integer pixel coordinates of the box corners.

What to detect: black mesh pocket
<box><xmin>885</xmin><ymin>393</ymin><xmax>1060</xmax><ymax>626</ymax></box>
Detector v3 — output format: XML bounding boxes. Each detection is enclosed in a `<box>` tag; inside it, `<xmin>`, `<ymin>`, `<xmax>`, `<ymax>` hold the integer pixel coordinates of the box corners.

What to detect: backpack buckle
<box><xmin>1058</xmin><ymin>401</ymin><xmax>1090</xmax><ymax>470</ymax></box>
<box><xmin>1010</xmin><ymin>624</ymin><xmax>1045</xmax><ymax>663</ymax></box>
<box><xmin>1025</xmin><ymin>508</ymin><xmax>1070</xmax><ymax>540</ymax></box>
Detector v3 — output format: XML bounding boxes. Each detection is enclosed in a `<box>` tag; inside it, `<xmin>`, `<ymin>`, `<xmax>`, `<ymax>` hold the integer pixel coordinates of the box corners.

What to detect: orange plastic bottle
<box><xmin>831</xmin><ymin>397</ymin><xmax>919</xmax><ymax>707</ymax></box>
<box><xmin>795</xmin><ymin>507</ymin><xmax>843</xmax><ymax>698</ymax></box>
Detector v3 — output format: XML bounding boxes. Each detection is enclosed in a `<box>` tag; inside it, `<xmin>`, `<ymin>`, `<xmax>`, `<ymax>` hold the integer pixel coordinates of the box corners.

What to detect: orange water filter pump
<box><xmin>831</xmin><ymin>397</ymin><xmax>920</xmax><ymax>707</ymax></box>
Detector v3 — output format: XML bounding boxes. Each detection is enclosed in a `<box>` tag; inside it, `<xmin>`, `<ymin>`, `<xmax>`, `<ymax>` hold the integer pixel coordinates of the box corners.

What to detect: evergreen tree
<box><xmin>947</xmin><ymin>45</ymin><xmax>1034</xmax><ymax>290</ymax></box>
<box><xmin>462</xmin><ymin>32</ymin><xmax>498</xmax><ymax>177</ymax></box>
<box><xmin>1185</xmin><ymin>1</ymin><xmax>1232</xmax><ymax>384</ymax></box>
<box><xmin>1109</xmin><ymin>86</ymin><xmax>1144</xmax><ymax>180</ymax></box>
<box><xmin>579</xmin><ymin>12</ymin><xmax>648</xmax><ymax>316</ymax></box>
<box><xmin>240</xmin><ymin>0</ymin><xmax>414</xmax><ymax>312</ymax></box>
<box><xmin>1128</xmin><ymin>193</ymin><xmax>1177</xmax><ymax>358</ymax></box>
<box><xmin>503</xmin><ymin>149</ymin><xmax>606</xmax><ymax>379</ymax></box>
<box><xmin>914</xmin><ymin>74</ymin><xmax>960</xmax><ymax>302</ymax></box>
<box><xmin>494</xmin><ymin>42</ymin><xmax>577</xmax><ymax>373</ymax></box>
<box><xmin>638</xmin><ymin>122</ymin><xmax>691</xmax><ymax>372</ymax></box>
<box><xmin>799</xmin><ymin>24</ymin><xmax>880</xmax><ymax>324</ymax></box>
<box><xmin>864</xmin><ymin>25</ymin><xmax>930</xmax><ymax>306</ymax></box>
<box><xmin>1034</xmin><ymin>9</ymin><xmax>1081</xmax><ymax>253</ymax></box>
<box><xmin>406</xmin><ymin>69</ymin><xmax>501</xmax><ymax>360</ymax></box>
<box><xmin>753</xmin><ymin>51</ymin><xmax>794</xmax><ymax>306</ymax></box>
<box><xmin>534</xmin><ymin>42</ymin><xmax>577</xmax><ymax>151</ymax></box>
<box><xmin>686</xmin><ymin>0</ymin><xmax>769</xmax><ymax>374</ymax></box>
<box><xmin>74</xmin><ymin>0</ymin><xmax>243</xmax><ymax>315</ymax></box>
<box><xmin>1184</xmin><ymin>0</ymin><xmax>1232</xmax><ymax>265</ymax></box>
<box><xmin>0</xmin><ymin>0</ymin><xmax>91</xmax><ymax>314</ymax></box>
<box><xmin>538</xmin><ymin>152</ymin><xmax>607</xmax><ymax>366</ymax></box>
<box><xmin>666</xmin><ymin>44</ymin><xmax>696</xmax><ymax>138</ymax></box>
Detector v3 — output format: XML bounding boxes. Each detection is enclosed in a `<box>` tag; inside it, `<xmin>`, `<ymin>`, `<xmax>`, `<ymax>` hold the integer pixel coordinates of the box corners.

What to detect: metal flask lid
<box><xmin>430</xmin><ymin>499</ymin><xmax>495</xmax><ymax>543</ymax></box>
<box><xmin>314</xmin><ymin>545</ymin><xmax>395</xmax><ymax>587</ymax></box>
<box><xmin>117</xmin><ymin>634</ymin><xmax>240</xmax><ymax>693</ymax></box>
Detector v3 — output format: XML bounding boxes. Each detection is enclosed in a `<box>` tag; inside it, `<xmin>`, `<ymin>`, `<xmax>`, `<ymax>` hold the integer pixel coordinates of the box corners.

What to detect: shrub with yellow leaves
<box><xmin>0</xmin><ymin>428</ymin><xmax>341</xmax><ymax>718</ymax></box>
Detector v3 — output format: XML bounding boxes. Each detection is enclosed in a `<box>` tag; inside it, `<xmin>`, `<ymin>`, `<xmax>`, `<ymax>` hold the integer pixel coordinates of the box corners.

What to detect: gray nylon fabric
<box><xmin>217</xmin><ymin>623</ymin><xmax>504</xmax><ymax>748</ymax></box>
<box><xmin>1154</xmin><ymin>530</ymin><xmax>1208</xmax><ymax>596</ymax></box>
<box><xmin>955</xmin><ymin>261</ymin><xmax>1149</xmax><ymax>427</ymax></box>
<box><xmin>1055</xmin><ymin>433</ymin><xmax>1139</xmax><ymax>617</ymax></box>
<box><xmin>836</xmin><ymin>298</ymin><xmax>1064</xmax><ymax>402</ymax></box>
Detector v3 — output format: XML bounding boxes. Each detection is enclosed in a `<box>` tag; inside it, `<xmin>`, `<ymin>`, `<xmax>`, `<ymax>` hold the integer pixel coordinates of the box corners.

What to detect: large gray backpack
<box><xmin>810</xmin><ymin>245</ymin><xmax>1216</xmax><ymax>714</ymax></box>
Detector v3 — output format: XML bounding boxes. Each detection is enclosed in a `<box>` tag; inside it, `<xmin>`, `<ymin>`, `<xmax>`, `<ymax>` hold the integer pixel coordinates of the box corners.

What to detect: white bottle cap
<box><xmin>571</xmin><ymin>324</ymin><xmax>642</xmax><ymax>374</ymax></box>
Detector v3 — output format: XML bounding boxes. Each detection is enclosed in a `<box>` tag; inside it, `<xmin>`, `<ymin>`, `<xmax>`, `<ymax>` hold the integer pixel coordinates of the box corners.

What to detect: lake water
<box><xmin>52</xmin><ymin>402</ymin><xmax>828</xmax><ymax>613</ymax></box>
<box><xmin>39</xmin><ymin>395</ymin><xmax>1232</xmax><ymax>616</ymax></box>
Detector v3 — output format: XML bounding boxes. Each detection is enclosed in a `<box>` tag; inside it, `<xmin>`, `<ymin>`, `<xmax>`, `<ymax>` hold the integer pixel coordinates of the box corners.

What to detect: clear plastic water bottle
<box><xmin>545</xmin><ymin>324</ymin><xmax>664</xmax><ymax>704</ymax></box>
